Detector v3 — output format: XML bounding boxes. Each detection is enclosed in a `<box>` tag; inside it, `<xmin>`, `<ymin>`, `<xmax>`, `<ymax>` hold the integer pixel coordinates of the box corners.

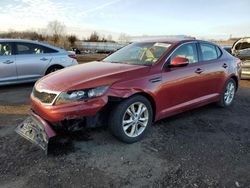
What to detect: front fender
<box><xmin>106</xmin><ymin>87</ymin><xmax>158</xmax><ymax>121</ymax></box>
<box><xmin>108</xmin><ymin>87</ymin><xmax>139</xmax><ymax>98</ymax></box>
<box><xmin>107</xmin><ymin>87</ymin><xmax>154</xmax><ymax>99</ymax></box>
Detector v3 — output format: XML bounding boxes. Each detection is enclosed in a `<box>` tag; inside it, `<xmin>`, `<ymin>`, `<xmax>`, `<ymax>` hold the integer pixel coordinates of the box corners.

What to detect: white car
<box><xmin>0</xmin><ymin>39</ymin><xmax>78</xmax><ymax>86</ymax></box>
<box><xmin>231</xmin><ymin>37</ymin><xmax>250</xmax><ymax>79</ymax></box>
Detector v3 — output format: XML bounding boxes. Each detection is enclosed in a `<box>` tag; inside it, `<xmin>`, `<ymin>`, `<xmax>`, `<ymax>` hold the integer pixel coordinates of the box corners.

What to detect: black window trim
<box><xmin>216</xmin><ymin>46</ymin><xmax>223</xmax><ymax>58</ymax></box>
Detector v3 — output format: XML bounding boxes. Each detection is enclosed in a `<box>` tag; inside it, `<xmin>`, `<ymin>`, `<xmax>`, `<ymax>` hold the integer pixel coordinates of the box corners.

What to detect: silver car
<box><xmin>231</xmin><ymin>37</ymin><xmax>250</xmax><ymax>79</ymax></box>
<box><xmin>0</xmin><ymin>39</ymin><xmax>78</xmax><ymax>85</ymax></box>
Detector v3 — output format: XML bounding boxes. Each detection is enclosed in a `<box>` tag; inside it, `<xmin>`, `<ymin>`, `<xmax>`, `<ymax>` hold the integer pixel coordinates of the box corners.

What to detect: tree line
<box><xmin>0</xmin><ymin>21</ymin><xmax>117</xmax><ymax>50</ymax></box>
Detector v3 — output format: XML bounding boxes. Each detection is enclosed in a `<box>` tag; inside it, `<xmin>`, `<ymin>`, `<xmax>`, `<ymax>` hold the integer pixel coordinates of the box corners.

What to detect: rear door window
<box><xmin>200</xmin><ymin>43</ymin><xmax>218</xmax><ymax>61</ymax></box>
<box><xmin>0</xmin><ymin>43</ymin><xmax>13</xmax><ymax>56</ymax></box>
<box><xmin>16</xmin><ymin>42</ymin><xmax>57</xmax><ymax>55</ymax></box>
<box><xmin>43</xmin><ymin>46</ymin><xmax>58</xmax><ymax>53</ymax></box>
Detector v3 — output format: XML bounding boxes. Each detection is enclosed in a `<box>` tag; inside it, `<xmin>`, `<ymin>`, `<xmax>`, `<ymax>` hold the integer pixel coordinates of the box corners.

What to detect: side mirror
<box><xmin>169</xmin><ymin>57</ymin><xmax>189</xmax><ymax>67</ymax></box>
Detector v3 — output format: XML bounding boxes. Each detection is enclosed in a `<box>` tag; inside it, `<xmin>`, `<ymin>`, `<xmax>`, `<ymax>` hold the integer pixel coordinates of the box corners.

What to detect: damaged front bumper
<box><xmin>15</xmin><ymin>112</ymin><xmax>56</xmax><ymax>154</ymax></box>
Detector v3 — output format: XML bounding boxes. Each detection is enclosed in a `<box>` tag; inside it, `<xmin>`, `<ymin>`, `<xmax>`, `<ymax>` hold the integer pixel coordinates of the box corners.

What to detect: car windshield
<box><xmin>103</xmin><ymin>42</ymin><xmax>172</xmax><ymax>66</ymax></box>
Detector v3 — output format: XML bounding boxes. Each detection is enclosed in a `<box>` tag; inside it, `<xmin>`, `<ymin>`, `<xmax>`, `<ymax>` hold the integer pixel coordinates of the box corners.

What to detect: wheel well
<box><xmin>134</xmin><ymin>92</ymin><xmax>156</xmax><ymax>122</ymax></box>
<box><xmin>45</xmin><ymin>65</ymin><xmax>64</xmax><ymax>75</ymax></box>
<box><xmin>230</xmin><ymin>75</ymin><xmax>238</xmax><ymax>91</ymax></box>
<box><xmin>108</xmin><ymin>92</ymin><xmax>157</xmax><ymax>121</ymax></box>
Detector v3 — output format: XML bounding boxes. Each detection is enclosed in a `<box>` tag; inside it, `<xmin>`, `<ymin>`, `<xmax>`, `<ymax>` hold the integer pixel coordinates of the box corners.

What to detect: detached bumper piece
<box><xmin>15</xmin><ymin>112</ymin><xmax>56</xmax><ymax>154</ymax></box>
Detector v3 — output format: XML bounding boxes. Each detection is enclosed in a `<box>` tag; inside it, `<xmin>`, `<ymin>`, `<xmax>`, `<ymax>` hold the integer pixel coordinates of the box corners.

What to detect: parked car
<box><xmin>231</xmin><ymin>37</ymin><xmax>250</xmax><ymax>79</ymax></box>
<box><xmin>0</xmin><ymin>39</ymin><xmax>78</xmax><ymax>86</ymax></box>
<box><xmin>16</xmin><ymin>39</ymin><xmax>242</xmax><ymax>152</ymax></box>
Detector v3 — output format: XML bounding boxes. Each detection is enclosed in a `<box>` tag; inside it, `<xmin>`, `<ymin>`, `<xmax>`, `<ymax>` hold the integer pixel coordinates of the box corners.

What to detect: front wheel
<box><xmin>109</xmin><ymin>95</ymin><xmax>153</xmax><ymax>143</ymax></box>
<box><xmin>218</xmin><ymin>78</ymin><xmax>236</xmax><ymax>107</ymax></box>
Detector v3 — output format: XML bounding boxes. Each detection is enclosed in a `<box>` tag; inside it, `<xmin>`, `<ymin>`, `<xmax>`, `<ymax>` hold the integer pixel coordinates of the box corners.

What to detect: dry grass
<box><xmin>0</xmin><ymin>105</ymin><xmax>30</xmax><ymax>115</ymax></box>
<box><xmin>76</xmin><ymin>54</ymin><xmax>108</xmax><ymax>63</ymax></box>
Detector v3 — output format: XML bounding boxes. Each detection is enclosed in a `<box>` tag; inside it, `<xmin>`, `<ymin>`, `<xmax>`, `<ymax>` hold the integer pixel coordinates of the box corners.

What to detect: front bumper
<box><xmin>15</xmin><ymin>112</ymin><xmax>56</xmax><ymax>153</ymax></box>
<box><xmin>31</xmin><ymin>95</ymin><xmax>108</xmax><ymax>123</ymax></box>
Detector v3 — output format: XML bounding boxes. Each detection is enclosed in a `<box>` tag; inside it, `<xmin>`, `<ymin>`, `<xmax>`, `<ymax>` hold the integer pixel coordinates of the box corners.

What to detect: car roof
<box><xmin>133</xmin><ymin>37</ymin><xmax>193</xmax><ymax>43</ymax></box>
<box><xmin>0</xmin><ymin>38</ymin><xmax>64</xmax><ymax>52</ymax></box>
<box><xmin>135</xmin><ymin>39</ymin><xmax>220</xmax><ymax>47</ymax></box>
<box><xmin>136</xmin><ymin>39</ymin><xmax>198</xmax><ymax>44</ymax></box>
<box><xmin>0</xmin><ymin>38</ymin><xmax>41</xmax><ymax>43</ymax></box>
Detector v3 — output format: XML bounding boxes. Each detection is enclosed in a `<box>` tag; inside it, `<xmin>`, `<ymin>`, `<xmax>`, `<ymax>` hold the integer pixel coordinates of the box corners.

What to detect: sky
<box><xmin>0</xmin><ymin>0</ymin><xmax>250</xmax><ymax>40</ymax></box>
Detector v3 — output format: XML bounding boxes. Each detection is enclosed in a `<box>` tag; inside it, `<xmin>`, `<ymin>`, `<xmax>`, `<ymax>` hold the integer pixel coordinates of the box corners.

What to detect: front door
<box><xmin>157</xmin><ymin>42</ymin><xmax>210</xmax><ymax>118</ymax></box>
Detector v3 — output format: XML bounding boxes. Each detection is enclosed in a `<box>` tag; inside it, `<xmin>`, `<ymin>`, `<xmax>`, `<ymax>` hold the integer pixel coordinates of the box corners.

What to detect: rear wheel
<box><xmin>109</xmin><ymin>95</ymin><xmax>153</xmax><ymax>143</ymax></box>
<box><xmin>218</xmin><ymin>78</ymin><xmax>236</xmax><ymax>107</ymax></box>
<box><xmin>46</xmin><ymin>66</ymin><xmax>63</xmax><ymax>75</ymax></box>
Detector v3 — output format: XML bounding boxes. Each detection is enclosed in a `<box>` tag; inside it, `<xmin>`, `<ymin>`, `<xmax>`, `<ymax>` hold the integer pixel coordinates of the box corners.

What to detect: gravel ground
<box><xmin>0</xmin><ymin>80</ymin><xmax>250</xmax><ymax>188</ymax></box>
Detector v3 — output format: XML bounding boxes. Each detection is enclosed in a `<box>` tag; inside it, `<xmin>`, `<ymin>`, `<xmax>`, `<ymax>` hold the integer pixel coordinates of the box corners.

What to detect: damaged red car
<box><xmin>16</xmin><ymin>39</ymin><xmax>242</xmax><ymax>152</ymax></box>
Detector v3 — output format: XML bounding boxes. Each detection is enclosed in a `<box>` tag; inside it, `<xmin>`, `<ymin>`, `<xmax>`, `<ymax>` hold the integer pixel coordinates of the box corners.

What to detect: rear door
<box><xmin>197</xmin><ymin>42</ymin><xmax>227</xmax><ymax>95</ymax></box>
<box><xmin>14</xmin><ymin>42</ymin><xmax>53</xmax><ymax>81</ymax></box>
<box><xmin>0</xmin><ymin>42</ymin><xmax>17</xmax><ymax>83</ymax></box>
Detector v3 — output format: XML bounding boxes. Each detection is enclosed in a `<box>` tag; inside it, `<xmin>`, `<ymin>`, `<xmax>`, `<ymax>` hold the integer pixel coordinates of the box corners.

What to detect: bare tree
<box><xmin>67</xmin><ymin>35</ymin><xmax>78</xmax><ymax>47</ymax></box>
<box><xmin>0</xmin><ymin>31</ymin><xmax>45</xmax><ymax>41</ymax></box>
<box><xmin>101</xmin><ymin>35</ymin><xmax>107</xmax><ymax>42</ymax></box>
<box><xmin>88</xmin><ymin>31</ymin><xmax>100</xmax><ymax>42</ymax></box>
<box><xmin>47</xmin><ymin>20</ymin><xmax>65</xmax><ymax>44</ymax></box>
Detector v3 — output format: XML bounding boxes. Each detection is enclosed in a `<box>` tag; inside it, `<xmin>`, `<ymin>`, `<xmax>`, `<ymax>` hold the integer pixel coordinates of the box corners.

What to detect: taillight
<box><xmin>68</xmin><ymin>54</ymin><xmax>77</xmax><ymax>59</ymax></box>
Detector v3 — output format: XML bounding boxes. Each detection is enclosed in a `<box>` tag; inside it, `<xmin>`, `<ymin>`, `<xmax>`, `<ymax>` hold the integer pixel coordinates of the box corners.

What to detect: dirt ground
<box><xmin>0</xmin><ymin>60</ymin><xmax>250</xmax><ymax>187</ymax></box>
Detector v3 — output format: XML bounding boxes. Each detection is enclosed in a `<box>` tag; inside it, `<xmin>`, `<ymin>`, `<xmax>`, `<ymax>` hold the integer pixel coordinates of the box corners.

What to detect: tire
<box><xmin>109</xmin><ymin>95</ymin><xmax>153</xmax><ymax>143</ymax></box>
<box><xmin>218</xmin><ymin>78</ymin><xmax>236</xmax><ymax>107</ymax></box>
<box><xmin>46</xmin><ymin>66</ymin><xmax>63</xmax><ymax>75</ymax></box>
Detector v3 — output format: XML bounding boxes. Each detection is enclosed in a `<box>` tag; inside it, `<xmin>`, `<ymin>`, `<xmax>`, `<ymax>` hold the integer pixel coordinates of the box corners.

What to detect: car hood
<box><xmin>36</xmin><ymin>61</ymin><xmax>150</xmax><ymax>91</ymax></box>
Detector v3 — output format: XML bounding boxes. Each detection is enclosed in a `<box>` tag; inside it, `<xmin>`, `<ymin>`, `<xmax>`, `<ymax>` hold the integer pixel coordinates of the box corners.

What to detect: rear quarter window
<box><xmin>43</xmin><ymin>46</ymin><xmax>58</xmax><ymax>53</ymax></box>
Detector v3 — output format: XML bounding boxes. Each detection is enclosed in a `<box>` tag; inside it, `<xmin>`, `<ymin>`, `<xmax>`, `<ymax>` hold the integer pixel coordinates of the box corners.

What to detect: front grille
<box><xmin>33</xmin><ymin>88</ymin><xmax>57</xmax><ymax>104</ymax></box>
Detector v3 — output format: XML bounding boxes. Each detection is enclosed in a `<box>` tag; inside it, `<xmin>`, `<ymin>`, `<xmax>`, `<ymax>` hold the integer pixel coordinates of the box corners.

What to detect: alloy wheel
<box><xmin>122</xmin><ymin>102</ymin><xmax>149</xmax><ymax>138</ymax></box>
<box><xmin>224</xmin><ymin>81</ymin><xmax>235</xmax><ymax>105</ymax></box>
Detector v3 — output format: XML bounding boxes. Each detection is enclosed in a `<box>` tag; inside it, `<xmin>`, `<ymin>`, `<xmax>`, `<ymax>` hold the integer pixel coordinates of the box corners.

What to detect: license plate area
<box><xmin>15</xmin><ymin>116</ymin><xmax>53</xmax><ymax>152</ymax></box>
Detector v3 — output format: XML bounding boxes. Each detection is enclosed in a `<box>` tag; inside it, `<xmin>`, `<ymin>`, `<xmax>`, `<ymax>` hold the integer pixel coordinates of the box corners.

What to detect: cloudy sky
<box><xmin>0</xmin><ymin>0</ymin><xmax>250</xmax><ymax>40</ymax></box>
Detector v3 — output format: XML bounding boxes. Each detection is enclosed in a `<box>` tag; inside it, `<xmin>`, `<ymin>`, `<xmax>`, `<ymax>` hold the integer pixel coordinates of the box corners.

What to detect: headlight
<box><xmin>55</xmin><ymin>85</ymin><xmax>109</xmax><ymax>105</ymax></box>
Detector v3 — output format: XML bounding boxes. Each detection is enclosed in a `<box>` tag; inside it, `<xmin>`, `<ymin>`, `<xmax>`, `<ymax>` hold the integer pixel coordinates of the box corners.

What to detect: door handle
<box><xmin>2</xmin><ymin>60</ymin><xmax>14</xmax><ymax>64</ymax></box>
<box><xmin>222</xmin><ymin>63</ymin><xmax>228</xmax><ymax>68</ymax></box>
<box><xmin>40</xmin><ymin>58</ymin><xmax>49</xmax><ymax>61</ymax></box>
<box><xmin>195</xmin><ymin>68</ymin><xmax>203</xmax><ymax>74</ymax></box>
<box><xmin>149</xmin><ymin>77</ymin><xmax>162</xmax><ymax>83</ymax></box>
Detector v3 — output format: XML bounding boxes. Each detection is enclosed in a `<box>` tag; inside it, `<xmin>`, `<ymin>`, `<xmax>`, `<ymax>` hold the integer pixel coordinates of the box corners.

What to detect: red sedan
<box><xmin>16</xmin><ymin>39</ymin><xmax>242</xmax><ymax>151</ymax></box>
